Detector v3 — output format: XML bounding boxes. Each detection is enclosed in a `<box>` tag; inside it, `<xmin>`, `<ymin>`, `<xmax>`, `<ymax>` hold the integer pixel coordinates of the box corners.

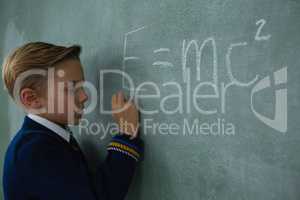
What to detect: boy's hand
<box><xmin>111</xmin><ymin>91</ymin><xmax>139</xmax><ymax>139</ymax></box>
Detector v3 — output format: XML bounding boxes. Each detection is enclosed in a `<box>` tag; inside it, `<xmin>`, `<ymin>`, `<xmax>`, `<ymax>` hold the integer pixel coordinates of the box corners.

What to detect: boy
<box><xmin>2</xmin><ymin>42</ymin><xmax>143</xmax><ymax>200</ymax></box>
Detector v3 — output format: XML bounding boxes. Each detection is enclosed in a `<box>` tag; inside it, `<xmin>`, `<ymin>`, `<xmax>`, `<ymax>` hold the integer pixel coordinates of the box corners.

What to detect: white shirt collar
<box><xmin>27</xmin><ymin>114</ymin><xmax>71</xmax><ymax>142</ymax></box>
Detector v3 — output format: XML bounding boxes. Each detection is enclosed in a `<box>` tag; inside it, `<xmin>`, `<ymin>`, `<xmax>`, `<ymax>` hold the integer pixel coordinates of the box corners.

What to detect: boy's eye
<box><xmin>60</xmin><ymin>80</ymin><xmax>84</xmax><ymax>95</ymax></box>
<box><xmin>64</xmin><ymin>81</ymin><xmax>83</xmax><ymax>94</ymax></box>
<box><xmin>72</xmin><ymin>80</ymin><xmax>84</xmax><ymax>87</ymax></box>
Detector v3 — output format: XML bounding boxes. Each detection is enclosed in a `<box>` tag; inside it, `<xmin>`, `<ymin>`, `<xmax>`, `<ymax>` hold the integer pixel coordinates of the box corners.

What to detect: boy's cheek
<box><xmin>45</xmin><ymin>95</ymin><xmax>80</xmax><ymax>122</ymax></box>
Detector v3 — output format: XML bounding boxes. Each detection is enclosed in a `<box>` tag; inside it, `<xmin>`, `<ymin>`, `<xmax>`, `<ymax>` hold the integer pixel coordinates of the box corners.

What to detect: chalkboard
<box><xmin>1</xmin><ymin>0</ymin><xmax>300</xmax><ymax>199</ymax></box>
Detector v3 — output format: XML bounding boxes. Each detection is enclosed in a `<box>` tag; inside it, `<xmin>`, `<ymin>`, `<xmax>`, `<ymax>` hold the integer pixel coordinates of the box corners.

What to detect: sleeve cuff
<box><xmin>107</xmin><ymin>134</ymin><xmax>144</xmax><ymax>162</ymax></box>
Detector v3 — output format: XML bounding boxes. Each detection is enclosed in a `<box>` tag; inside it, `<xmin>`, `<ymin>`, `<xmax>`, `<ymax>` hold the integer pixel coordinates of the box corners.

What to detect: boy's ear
<box><xmin>20</xmin><ymin>88</ymin><xmax>43</xmax><ymax>109</ymax></box>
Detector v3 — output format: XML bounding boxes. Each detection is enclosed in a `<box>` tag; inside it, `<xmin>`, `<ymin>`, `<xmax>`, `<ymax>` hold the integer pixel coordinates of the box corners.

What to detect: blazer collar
<box><xmin>22</xmin><ymin>114</ymin><xmax>71</xmax><ymax>143</ymax></box>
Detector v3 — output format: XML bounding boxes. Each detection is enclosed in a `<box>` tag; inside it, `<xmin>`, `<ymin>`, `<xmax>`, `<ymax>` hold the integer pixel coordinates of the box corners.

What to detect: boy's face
<box><xmin>38</xmin><ymin>58</ymin><xmax>88</xmax><ymax>126</ymax></box>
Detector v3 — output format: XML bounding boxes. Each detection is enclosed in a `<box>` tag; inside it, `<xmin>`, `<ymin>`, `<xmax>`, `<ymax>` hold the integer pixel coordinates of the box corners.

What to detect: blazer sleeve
<box><xmin>94</xmin><ymin>134</ymin><xmax>144</xmax><ymax>200</ymax></box>
<box><xmin>16</xmin><ymin>133</ymin><xmax>143</xmax><ymax>200</ymax></box>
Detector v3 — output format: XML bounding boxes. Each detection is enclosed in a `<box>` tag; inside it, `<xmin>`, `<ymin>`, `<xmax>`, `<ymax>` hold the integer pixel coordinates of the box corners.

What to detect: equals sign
<box><xmin>152</xmin><ymin>48</ymin><xmax>174</xmax><ymax>68</ymax></box>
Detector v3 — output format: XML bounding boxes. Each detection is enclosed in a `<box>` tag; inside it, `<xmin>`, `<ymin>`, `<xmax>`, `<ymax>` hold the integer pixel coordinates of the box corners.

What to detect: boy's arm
<box><xmin>94</xmin><ymin>134</ymin><xmax>144</xmax><ymax>200</ymax></box>
<box><xmin>17</xmin><ymin>131</ymin><xmax>142</xmax><ymax>200</ymax></box>
<box><xmin>93</xmin><ymin>91</ymin><xmax>143</xmax><ymax>200</ymax></box>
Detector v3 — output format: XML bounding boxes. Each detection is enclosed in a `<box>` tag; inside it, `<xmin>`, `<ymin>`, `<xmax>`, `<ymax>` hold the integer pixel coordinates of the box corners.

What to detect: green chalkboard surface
<box><xmin>0</xmin><ymin>0</ymin><xmax>300</xmax><ymax>199</ymax></box>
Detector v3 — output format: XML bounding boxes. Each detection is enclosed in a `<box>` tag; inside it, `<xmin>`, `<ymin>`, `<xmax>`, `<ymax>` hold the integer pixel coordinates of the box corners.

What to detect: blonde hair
<box><xmin>2</xmin><ymin>42</ymin><xmax>81</xmax><ymax>99</ymax></box>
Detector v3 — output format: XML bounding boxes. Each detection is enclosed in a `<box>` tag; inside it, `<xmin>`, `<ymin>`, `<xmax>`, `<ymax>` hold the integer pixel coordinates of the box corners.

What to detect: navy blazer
<box><xmin>3</xmin><ymin>116</ymin><xmax>143</xmax><ymax>200</ymax></box>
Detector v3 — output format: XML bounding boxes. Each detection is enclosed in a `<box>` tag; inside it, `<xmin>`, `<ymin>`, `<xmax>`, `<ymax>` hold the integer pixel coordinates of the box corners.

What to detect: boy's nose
<box><xmin>79</xmin><ymin>88</ymin><xmax>88</xmax><ymax>104</ymax></box>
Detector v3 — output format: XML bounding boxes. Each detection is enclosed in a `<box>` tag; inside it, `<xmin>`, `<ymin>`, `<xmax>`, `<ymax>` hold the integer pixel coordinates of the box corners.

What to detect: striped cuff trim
<box><xmin>108</xmin><ymin>142</ymin><xmax>140</xmax><ymax>158</ymax></box>
<box><xmin>107</xmin><ymin>147</ymin><xmax>138</xmax><ymax>162</ymax></box>
<box><xmin>111</xmin><ymin>137</ymin><xmax>140</xmax><ymax>152</ymax></box>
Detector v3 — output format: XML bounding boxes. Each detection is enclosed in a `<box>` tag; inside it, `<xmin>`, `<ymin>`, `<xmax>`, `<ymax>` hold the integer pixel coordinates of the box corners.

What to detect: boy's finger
<box><xmin>130</xmin><ymin>130</ymin><xmax>138</xmax><ymax>140</ymax></box>
<box><xmin>117</xmin><ymin>91</ymin><xmax>123</xmax><ymax>105</ymax></box>
<box><xmin>112</xmin><ymin>94</ymin><xmax>116</xmax><ymax>105</ymax></box>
